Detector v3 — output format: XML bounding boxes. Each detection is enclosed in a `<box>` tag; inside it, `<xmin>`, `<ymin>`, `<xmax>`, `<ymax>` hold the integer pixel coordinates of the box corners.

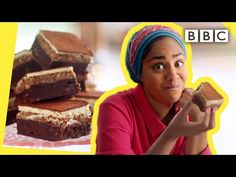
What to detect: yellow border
<box><xmin>223</xmin><ymin>22</ymin><xmax>236</xmax><ymax>38</ymax></box>
<box><xmin>0</xmin><ymin>23</ymin><xmax>18</xmax><ymax>154</ymax></box>
<box><xmin>0</xmin><ymin>22</ymin><xmax>228</xmax><ymax>154</ymax></box>
<box><xmin>91</xmin><ymin>22</ymin><xmax>228</xmax><ymax>155</ymax></box>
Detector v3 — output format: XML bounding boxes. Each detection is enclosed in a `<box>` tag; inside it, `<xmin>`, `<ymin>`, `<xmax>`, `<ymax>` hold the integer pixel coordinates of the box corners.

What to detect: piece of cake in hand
<box><xmin>15</xmin><ymin>67</ymin><xmax>79</xmax><ymax>103</ymax></box>
<box><xmin>11</xmin><ymin>50</ymin><xmax>42</xmax><ymax>91</ymax></box>
<box><xmin>16</xmin><ymin>99</ymin><xmax>92</xmax><ymax>141</ymax></box>
<box><xmin>192</xmin><ymin>82</ymin><xmax>224</xmax><ymax>112</ymax></box>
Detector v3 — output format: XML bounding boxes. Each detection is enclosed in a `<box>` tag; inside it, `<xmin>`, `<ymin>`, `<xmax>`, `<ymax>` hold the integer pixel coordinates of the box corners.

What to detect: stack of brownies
<box><xmin>7</xmin><ymin>30</ymin><xmax>102</xmax><ymax>141</ymax></box>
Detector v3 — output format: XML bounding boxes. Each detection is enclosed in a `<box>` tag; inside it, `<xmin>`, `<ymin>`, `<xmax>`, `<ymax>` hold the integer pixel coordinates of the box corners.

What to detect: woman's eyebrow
<box><xmin>173</xmin><ymin>52</ymin><xmax>185</xmax><ymax>58</ymax></box>
<box><xmin>148</xmin><ymin>56</ymin><xmax>165</xmax><ymax>61</ymax></box>
<box><xmin>148</xmin><ymin>52</ymin><xmax>185</xmax><ymax>61</ymax></box>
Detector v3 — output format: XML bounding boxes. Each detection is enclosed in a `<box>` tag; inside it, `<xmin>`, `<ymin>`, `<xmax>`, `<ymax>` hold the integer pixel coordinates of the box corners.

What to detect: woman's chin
<box><xmin>165</xmin><ymin>94</ymin><xmax>181</xmax><ymax>104</ymax></box>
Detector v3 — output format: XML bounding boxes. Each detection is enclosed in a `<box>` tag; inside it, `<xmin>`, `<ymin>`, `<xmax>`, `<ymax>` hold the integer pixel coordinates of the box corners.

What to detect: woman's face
<box><xmin>141</xmin><ymin>37</ymin><xmax>187</xmax><ymax>105</ymax></box>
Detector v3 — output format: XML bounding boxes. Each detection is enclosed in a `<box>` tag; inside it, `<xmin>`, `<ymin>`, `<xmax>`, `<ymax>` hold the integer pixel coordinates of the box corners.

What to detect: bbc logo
<box><xmin>185</xmin><ymin>29</ymin><xmax>229</xmax><ymax>43</ymax></box>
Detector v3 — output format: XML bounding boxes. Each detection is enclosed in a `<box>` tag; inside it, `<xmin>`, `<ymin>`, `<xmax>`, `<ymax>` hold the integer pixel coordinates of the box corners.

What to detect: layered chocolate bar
<box><xmin>16</xmin><ymin>99</ymin><xmax>92</xmax><ymax>141</ymax></box>
<box><xmin>11</xmin><ymin>50</ymin><xmax>42</xmax><ymax>90</ymax></box>
<box><xmin>193</xmin><ymin>82</ymin><xmax>224</xmax><ymax>112</ymax></box>
<box><xmin>15</xmin><ymin>67</ymin><xmax>79</xmax><ymax>103</ymax></box>
<box><xmin>31</xmin><ymin>30</ymin><xmax>93</xmax><ymax>70</ymax></box>
<box><xmin>31</xmin><ymin>30</ymin><xmax>93</xmax><ymax>91</ymax></box>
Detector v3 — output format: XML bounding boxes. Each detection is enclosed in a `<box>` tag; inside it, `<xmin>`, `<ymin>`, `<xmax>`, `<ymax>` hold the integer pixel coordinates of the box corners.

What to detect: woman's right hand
<box><xmin>164</xmin><ymin>101</ymin><xmax>215</xmax><ymax>141</ymax></box>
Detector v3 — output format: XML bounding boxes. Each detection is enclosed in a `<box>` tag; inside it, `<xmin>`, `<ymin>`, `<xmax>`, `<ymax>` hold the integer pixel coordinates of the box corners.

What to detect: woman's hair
<box><xmin>125</xmin><ymin>25</ymin><xmax>186</xmax><ymax>83</ymax></box>
<box><xmin>142</xmin><ymin>36</ymin><xmax>166</xmax><ymax>60</ymax></box>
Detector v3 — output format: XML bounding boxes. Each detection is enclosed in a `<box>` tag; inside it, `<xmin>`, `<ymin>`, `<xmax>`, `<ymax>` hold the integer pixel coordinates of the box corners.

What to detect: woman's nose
<box><xmin>166</xmin><ymin>66</ymin><xmax>179</xmax><ymax>81</ymax></box>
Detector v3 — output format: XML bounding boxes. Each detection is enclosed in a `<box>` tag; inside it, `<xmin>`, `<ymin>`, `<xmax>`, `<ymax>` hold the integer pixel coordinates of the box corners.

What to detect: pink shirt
<box><xmin>96</xmin><ymin>84</ymin><xmax>211</xmax><ymax>155</ymax></box>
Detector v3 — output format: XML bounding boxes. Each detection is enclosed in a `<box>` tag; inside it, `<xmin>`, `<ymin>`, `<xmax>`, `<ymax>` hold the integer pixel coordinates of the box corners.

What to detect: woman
<box><xmin>96</xmin><ymin>24</ymin><xmax>216</xmax><ymax>155</ymax></box>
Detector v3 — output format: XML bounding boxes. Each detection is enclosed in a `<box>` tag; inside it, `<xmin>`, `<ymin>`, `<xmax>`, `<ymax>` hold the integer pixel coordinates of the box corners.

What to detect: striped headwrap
<box><xmin>126</xmin><ymin>25</ymin><xmax>186</xmax><ymax>83</ymax></box>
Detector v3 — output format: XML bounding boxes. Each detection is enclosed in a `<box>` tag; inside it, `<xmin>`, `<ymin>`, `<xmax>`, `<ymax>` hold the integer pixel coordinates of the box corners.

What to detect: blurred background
<box><xmin>15</xmin><ymin>22</ymin><xmax>236</xmax><ymax>154</ymax></box>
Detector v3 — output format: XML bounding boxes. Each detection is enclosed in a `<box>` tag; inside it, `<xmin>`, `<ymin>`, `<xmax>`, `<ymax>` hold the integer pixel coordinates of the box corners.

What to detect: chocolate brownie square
<box><xmin>16</xmin><ymin>99</ymin><xmax>92</xmax><ymax>141</ymax></box>
<box><xmin>15</xmin><ymin>67</ymin><xmax>79</xmax><ymax>103</ymax></box>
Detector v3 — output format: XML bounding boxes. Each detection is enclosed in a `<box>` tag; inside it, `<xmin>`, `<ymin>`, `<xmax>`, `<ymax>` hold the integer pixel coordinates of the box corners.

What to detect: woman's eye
<box><xmin>175</xmin><ymin>61</ymin><xmax>184</xmax><ymax>68</ymax></box>
<box><xmin>153</xmin><ymin>63</ymin><xmax>165</xmax><ymax>71</ymax></box>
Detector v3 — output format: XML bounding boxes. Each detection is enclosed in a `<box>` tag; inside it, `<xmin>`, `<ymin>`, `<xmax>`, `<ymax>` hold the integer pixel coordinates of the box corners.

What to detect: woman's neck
<box><xmin>144</xmin><ymin>90</ymin><xmax>173</xmax><ymax>120</ymax></box>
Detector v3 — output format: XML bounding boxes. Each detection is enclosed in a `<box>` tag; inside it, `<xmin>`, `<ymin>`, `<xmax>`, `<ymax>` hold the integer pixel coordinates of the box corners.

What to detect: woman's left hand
<box><xmin>178</xmin><ymin>88</ymin><xmax>217</xmax><ymax>154</ymax></box>
<box><xmin>178</xmin><ymin>88</ymin><xmax>216</xmax><ymax>123</ymax></box>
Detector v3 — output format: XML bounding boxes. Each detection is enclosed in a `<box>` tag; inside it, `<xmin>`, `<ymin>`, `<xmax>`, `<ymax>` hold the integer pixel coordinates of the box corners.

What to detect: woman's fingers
<box><xmin>178</xmin><ymin>88</ymin><xmax>194</xmax><ymax>107</ymax></box>
<box><xmin>176</xmin><ymin>101</ymin><xmax>194</xmax><ymax>119</ymax></box>
<box><xmin>183</xmin><ymin>88</ymin><xmax>194</xmax><ymax>95</ymax></box>
<box><xmin>200</xmin><ymin>107</ymin><xmax>216</xmax><ymax>130</ymax></box>
<box><xmin>208</xmin><ymin>107</ymin><xmax>216</xmax><ymax>129</ymax></box>
<box><xmin>189</xmin><ymin>107</ymin><xmax>216</xmax><ymax>133</ymax></box>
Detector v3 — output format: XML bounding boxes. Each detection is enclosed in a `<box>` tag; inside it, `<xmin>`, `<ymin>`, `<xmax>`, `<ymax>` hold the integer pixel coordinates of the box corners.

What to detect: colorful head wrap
<box><xmin>126</xmin><ymin>25</ymin><xmax>186</xmax><ymax>83</ymax></box>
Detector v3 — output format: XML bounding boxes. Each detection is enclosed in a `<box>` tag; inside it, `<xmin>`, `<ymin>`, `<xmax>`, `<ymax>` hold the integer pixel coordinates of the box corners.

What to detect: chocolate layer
<box><xmin>16</xmin><ymin>79</ymin><xmax>78</xmax><ymax>103</ymax></box>
<box><xmin>17</xmin><ymin>118</ymin><xmax>91</xmax><ymax>141</ymax></box>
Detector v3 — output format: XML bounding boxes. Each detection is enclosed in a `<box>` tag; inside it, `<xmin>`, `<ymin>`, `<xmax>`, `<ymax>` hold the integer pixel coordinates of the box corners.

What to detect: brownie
<box><xmin>15</xmin><ymin>67</ymin><xmax>79</xmax><ymax>103</ymax></box>
<box><xmin>193</xmin><ymin>82</ymin><xmax>224</xmax><ymax>112</ymax></box>
<box><xmin>11</xmin><ymin>50</ymin><xmax>42</xmax><ymax>90</ymax></box>
<box><xmin>16</xmin><ymin>99</ymin><xmax>92</xmax><ymax>141</ymax></box>
<box><xmin>31</xmin><ymin>30</ymin><xmax>93</xmax><ymax>70</ymax></box>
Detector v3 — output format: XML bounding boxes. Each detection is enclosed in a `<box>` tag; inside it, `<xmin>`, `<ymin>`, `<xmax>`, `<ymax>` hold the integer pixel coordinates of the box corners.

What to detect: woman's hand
<box><xmin>146</xmin><ymin>88</ymin><xmax>217</xmax><ymax>155</ymax></box>
<box><xmin>178</xmin><ymin>88</ymin><xmax>204</xmax><ymax>122</ymax></box>
<box><xmin>178</xmin><ymin>88</ymin><xmax>217</xmax><ymax>122</ymax></box>
<box><xmin>177</xmin><ymin>88</ymin><xmax>217</xmax><ymax>154</ymax></box>
<box><xmin>164</xmin><ymin>100</ymin><xmax>216</xmax><ymax>141</ymax></box>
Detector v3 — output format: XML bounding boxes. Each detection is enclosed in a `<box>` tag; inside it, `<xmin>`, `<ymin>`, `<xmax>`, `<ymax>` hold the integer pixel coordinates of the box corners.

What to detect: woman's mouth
<box><xmin>164</xmin><ymin>85</ymin><xmax>181</xmax><ymax>90</ymax></box>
